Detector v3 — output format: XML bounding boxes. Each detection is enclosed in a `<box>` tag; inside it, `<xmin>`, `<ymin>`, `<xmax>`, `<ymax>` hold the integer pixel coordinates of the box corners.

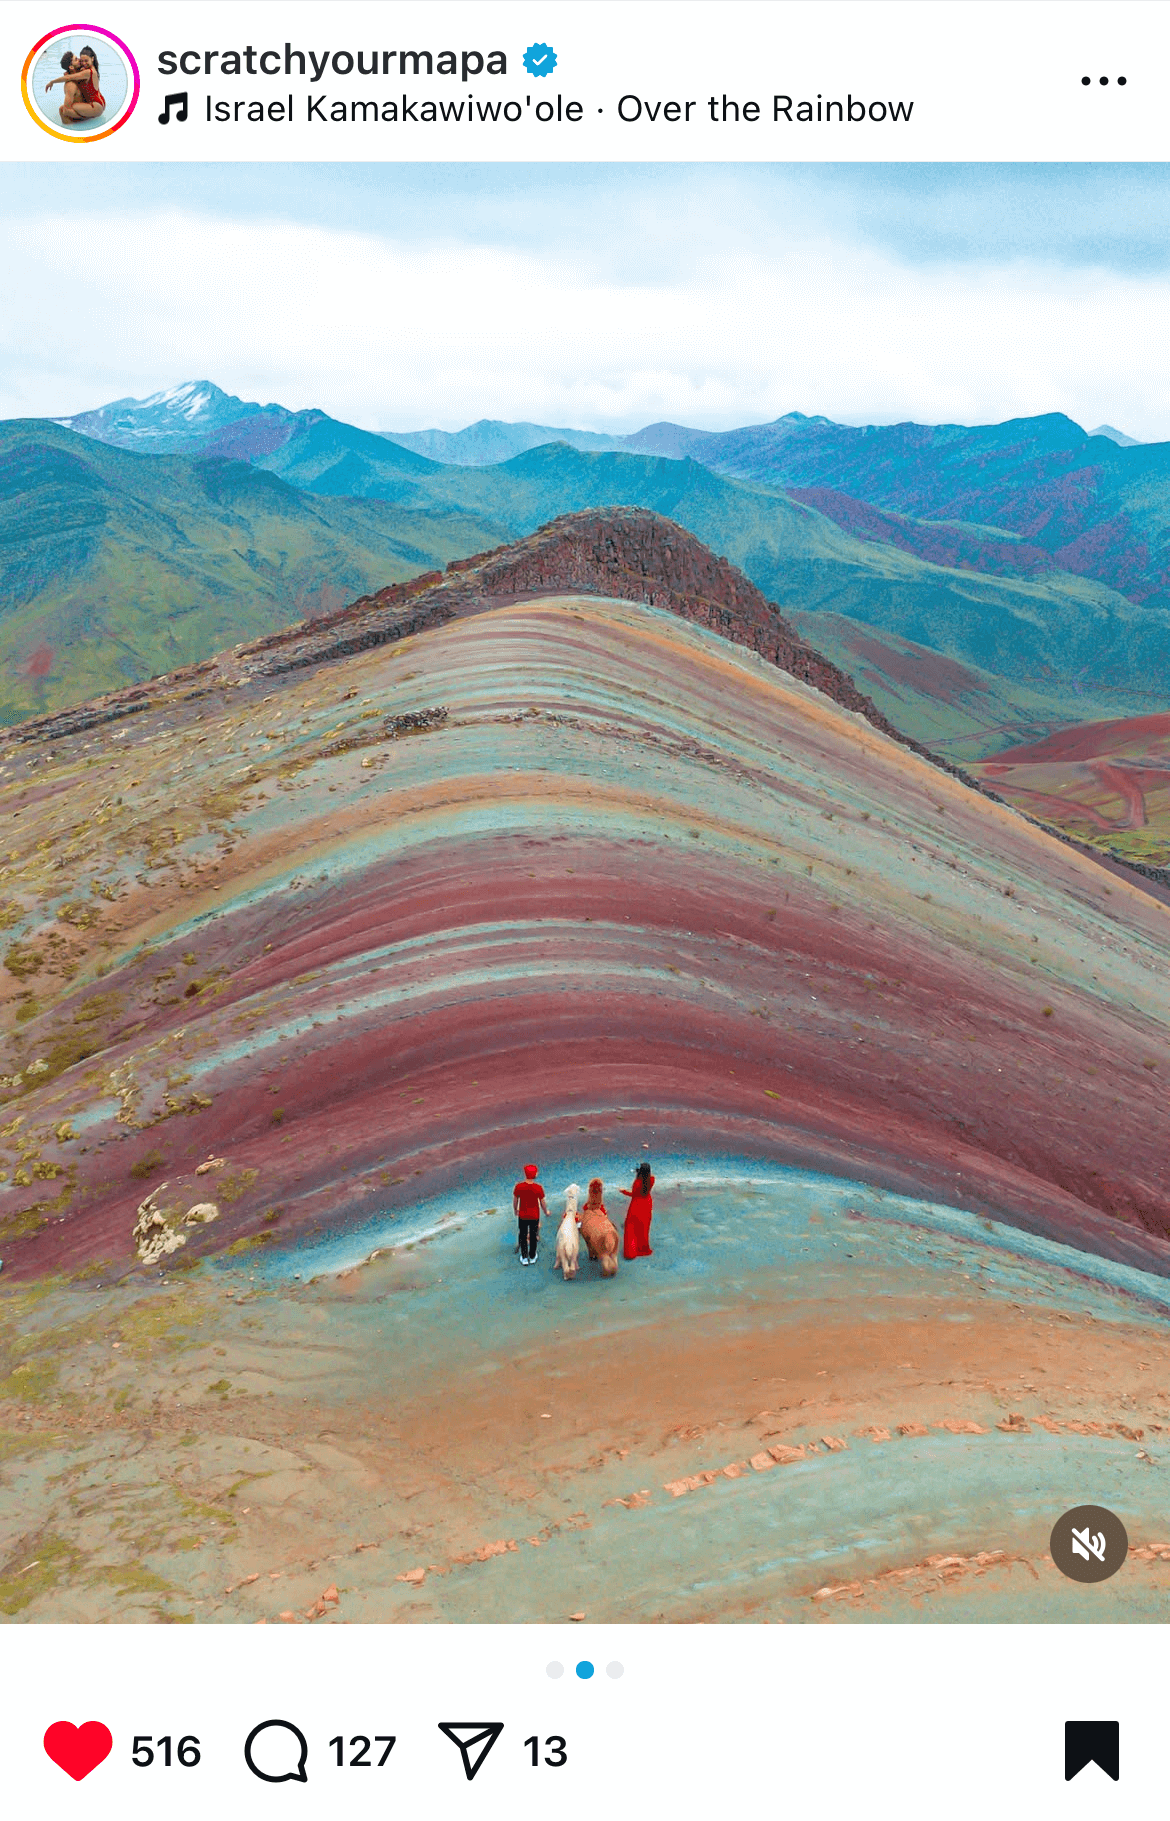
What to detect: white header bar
<box><xmin>5</xmin><ymin>0</ymin><xmax>1169</xmax><ymax>162</ymax></box>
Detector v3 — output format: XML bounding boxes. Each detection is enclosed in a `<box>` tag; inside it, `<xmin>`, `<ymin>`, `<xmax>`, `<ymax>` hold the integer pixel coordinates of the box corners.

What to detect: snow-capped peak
<box><xmin>49</xmin><ymin>380</ymin><xmax>265</xmax><ymax>453</ymax></box>
<box><xmin>138</xmin><ymin>381</ymin><xmax>216</xmax><ymax>418</ymax></box>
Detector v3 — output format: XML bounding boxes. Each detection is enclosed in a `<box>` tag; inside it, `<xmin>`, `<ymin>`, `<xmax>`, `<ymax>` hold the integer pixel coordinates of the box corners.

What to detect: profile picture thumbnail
<box><xmin>22</xmin><ymin>23</ymin><xmax>139</xmax><ymax>142</ymax></box>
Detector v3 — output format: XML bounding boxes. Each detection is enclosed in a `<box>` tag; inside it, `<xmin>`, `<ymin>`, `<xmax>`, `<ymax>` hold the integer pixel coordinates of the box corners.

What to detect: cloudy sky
<box><xmin>5</xmin><ymin>163</ymin><xmax>1170</xmax><ymax>437</ymax></box>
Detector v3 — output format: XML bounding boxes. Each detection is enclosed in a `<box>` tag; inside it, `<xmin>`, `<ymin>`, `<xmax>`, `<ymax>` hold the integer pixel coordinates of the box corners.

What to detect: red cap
<box><xmin>524</xmin><ymin>1163</ymin><xmax>538</xmax><ymax>1178</ymax></box>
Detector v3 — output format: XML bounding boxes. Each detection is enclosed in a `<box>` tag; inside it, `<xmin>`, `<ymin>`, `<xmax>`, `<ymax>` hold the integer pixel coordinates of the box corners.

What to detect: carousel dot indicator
<box><xmin>575</xmin><ymin>1660</ymin><xmax>595</xmax><ymax>1679</ymax></box>
<box><xmin>546</xmin><ymin>1661</ymin><xmax>564</xmax><ymax>1678</ymax></box>
<box><xmin>606</xmin><ymin>1661</ymin><xmax>625</xmax><ymax>1679</ymax></box>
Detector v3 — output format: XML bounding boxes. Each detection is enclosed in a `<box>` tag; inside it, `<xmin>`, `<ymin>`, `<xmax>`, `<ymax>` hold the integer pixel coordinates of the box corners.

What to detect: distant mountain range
<box><xmin>11</xmin><ymin>383</ymin><xmax>1170</xmax><ymax>792</ymax></box>
<box><xmin>54</xmin><ymin>382</ymin><xmax>629</xmax><ymax>467</ymax></box>
<box><xmin>48</xmin><ymin>381</ymin><xmax>783</xmax><ymax>466</ymax></box>
<box><xmin>54</xmin><ymin>385</ymin><xmax>1162</xmax><ymax>602</ymax></box>
<box><xmin>385</xmin><ymin>419</ymin><xmax>629</xmax><ymax>464</ymax></box>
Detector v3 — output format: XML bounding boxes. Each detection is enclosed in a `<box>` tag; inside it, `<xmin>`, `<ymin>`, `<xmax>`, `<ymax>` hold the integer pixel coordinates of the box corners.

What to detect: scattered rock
<box><xmin>304</xmin><ymin>1584</ymin><xmax>340</xmax><ymax>1619</ymax></box>
<box><xmin>452</xmin><ymin>1539</ymin><xmax>518</xmax><ymax>1564</ymax></box>
<box><xmin>664</xmin><ymin>1470</ymin><xmax>720</xmax><ymax>1497</ymax></box>
<box><xmin>396</xmin><ymin>1567</ymin><xmax>427</xmax><ymax>1585</ymax></box>
<box><xmin>386</xmin><ymin>707</ymin><xmax>448</xmax><ymax>738</ymax></box>
<box><xmin>810</xmin><ymin>1547</ymin><xmax>1016</xmax><ymax>1605</ymax></box>
<box><xmin>813</xmin><ymin>1581</ymin><xmax>863</xmax><ymax>1602</ymax></box>
<box><xmin>196</xmin><ymin>1157</ymin><xmax>226</xmax><ymax>1175</ymax></box>
<box><xmin>897</xmin><ymin>1422</ymin><xmax>929</xmax><ymax>1437</ymax></box>
<box><xmin>132</xmin><ymin>1185</ymin><xmax>187</xmax><ymax>1265</ymax></box>
<box><xmin>184</xmin><ymin>1201</ymin><xmax>219</xmax><ymax>1226</ymax></box>
<box><xmin>997</xmin><ymin>1414</ymin><xmax>1031</xmax><ymax>1433</ymax></box>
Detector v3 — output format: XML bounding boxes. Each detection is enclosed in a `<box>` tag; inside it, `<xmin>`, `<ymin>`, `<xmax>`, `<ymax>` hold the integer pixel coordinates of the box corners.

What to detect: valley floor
<box><xmin>4</xmin><ymin>1168</ymin><xmax>1170</xmax><ymax>1624</ymax></box>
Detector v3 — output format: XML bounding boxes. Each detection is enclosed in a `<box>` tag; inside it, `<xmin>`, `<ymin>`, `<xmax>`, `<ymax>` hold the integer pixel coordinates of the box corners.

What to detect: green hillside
<box><xmin>0</xmin><ymin>423</ymin><xmax>505</xmax><ymax>723</ymax></box>
<box><xmin>254</xmin><ymin>411</ymin><xmax>439</xmax><ymax>497</ymax></box>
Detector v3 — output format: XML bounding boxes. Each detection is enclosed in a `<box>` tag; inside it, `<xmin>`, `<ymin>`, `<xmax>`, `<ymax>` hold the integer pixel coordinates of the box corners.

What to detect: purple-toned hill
<box><xmin>630</xmin><ymin>412</ymin><xmax>1170</xmax><ymax>609</ymax></box>
<box><xmin>975</xmin><ymin>712</ymin><xmax>1170</xmax><ymax>872</ymax></box>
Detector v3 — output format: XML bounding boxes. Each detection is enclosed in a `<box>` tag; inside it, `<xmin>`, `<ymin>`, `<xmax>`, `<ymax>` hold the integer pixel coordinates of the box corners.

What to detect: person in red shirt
<box><xmin>513</xmin><ymin>1163</ymin><xmax>547</xmax><ymax>1266</ymax></box>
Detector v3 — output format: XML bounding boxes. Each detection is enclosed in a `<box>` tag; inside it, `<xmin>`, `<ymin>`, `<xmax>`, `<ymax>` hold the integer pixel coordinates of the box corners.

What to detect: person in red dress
<box><xmin>619</xmin><ymin>1161</ymin><xmax>655</xmax><ymax>1258</ymax></box>
<box><xmin>513</xmin><ymin>1163</ymin><xmax>546</xmax><ymax>1266</ymax></box>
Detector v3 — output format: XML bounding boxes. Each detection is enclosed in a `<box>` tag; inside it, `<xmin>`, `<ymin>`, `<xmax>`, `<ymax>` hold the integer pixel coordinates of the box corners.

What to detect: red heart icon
<box><xmin>43</xmin><ymin>1721</ymin><xmax>113</xmax><ymax>1781</ymax></box>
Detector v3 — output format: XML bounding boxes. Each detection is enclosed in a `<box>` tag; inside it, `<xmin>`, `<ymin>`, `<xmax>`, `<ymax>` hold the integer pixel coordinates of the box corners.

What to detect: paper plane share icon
<box><xmin>438</xmin><ymin>1721</ymin><xmax>504</xmax><ymax>1781</ymax></box>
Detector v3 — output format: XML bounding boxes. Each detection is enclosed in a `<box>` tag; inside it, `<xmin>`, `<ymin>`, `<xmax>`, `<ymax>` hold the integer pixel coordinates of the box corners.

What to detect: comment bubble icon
<box><xmin>244</xmin><ymin>1718</ymin><xmax>309</xmax><ymax>1783</ymax></box>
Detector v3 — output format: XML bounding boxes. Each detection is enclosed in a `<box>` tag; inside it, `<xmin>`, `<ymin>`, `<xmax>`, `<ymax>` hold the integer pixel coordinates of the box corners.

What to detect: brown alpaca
<box><xmin>579</xmin><ymin>1178</ymin><xmax>619</xmax><ymax>1277</ymax></box>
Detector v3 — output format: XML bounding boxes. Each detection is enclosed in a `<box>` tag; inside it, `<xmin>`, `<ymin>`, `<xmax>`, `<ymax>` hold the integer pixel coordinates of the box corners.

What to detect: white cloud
<box><xmin>3</xmin><ymin>203</ymin><xmax>1170</xmax><ymax>437</ymax></box>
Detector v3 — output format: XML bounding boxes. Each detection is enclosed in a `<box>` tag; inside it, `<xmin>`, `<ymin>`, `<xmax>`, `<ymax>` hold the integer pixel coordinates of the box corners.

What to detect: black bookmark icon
<box><xmin>158</xmin><ymin>91</ymin><xmax>188</xmax><ymax>124</ymax></box>
<box><xmin>438</xmin><ymin>1722</ymin><xmax>504</xmax><ymax>1782</ymax></box>
<box><xmin>1065</xmin><ymin>1720</ymin><xmax>1119</xmax><ymax>1781</ymax></box>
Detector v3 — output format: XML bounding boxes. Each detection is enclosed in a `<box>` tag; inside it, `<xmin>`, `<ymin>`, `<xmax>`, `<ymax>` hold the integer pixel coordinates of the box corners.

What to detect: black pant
<box><xmin>518</xmin><ymin>1218</ymin><xmax>539</xmax><ymax>1259</ymax></box>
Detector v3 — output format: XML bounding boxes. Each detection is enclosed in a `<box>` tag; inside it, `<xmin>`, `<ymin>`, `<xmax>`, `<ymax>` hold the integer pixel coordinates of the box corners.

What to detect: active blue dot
<box><xmin>575</xmin><ymin>1660</ymin><xmax>594</xmax><ymax>1679</ymax></box>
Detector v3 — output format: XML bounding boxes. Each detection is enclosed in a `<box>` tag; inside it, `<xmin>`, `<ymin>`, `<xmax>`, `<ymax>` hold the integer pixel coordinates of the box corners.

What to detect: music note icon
<box><xmin>158</xmin><ymin>92</ymin><xmax>188</xmax><ymax>125</ymax></box>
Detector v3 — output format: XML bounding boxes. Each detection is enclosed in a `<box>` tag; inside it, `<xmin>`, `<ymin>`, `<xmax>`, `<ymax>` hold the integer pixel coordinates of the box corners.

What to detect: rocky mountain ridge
<box><xmin>3</xmin><ymin>509</ymin><xmax>912</xmax><ymax>759</ymax></box>
<box><xmin>264</xmin><ymin>508</ymin><xmax>917</xmax><ymax>738</ymax></box>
